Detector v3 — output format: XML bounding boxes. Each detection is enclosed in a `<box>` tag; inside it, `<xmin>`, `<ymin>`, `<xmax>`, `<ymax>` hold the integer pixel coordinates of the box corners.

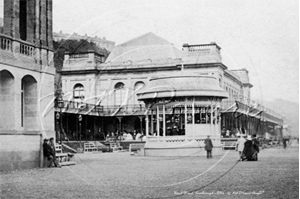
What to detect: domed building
<box><xmin>136</xmin><ymin>73</ymin><xmax>228</xmax><ymax>156</ymax></box>
<box><xmin>58</xmin><ymin>32</ymin><xmax>284</xmax><ymax>153</ymax></box>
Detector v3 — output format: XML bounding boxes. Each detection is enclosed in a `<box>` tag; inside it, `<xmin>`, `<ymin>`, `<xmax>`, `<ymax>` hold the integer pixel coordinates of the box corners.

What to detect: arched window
<box><xmin>73</xmin><ymin>84</ymin><xmax>85</xmax><ymax>99</ymax></box>
<box><xmin>114</xmin><ymin>82</ymin><xmax>125</xmax><ymax>105</ymax></box>
<box><xmin>133</xmin><ymin>81</ymin><xmax>145</xmax><ymax>104</ymax></box>
<box><xmin>134</xmin><ymin>81</ymin><xmax>145</xmax><ymax>91</ymax></box>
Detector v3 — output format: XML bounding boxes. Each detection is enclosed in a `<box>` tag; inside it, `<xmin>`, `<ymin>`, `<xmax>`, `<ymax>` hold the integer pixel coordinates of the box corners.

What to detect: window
<box><xmin>165</xmin><ymin>106</ymin><xmax>185</xmax><ymax>136</ymax></box>
<box><xmin>133</xmin><ymin>81</ymin><xmax>145</xmax><ymax>104</ymax></box>
<box><xmin>194</xmin><ymin>106</ymin><xmax>211</xmax><ymax>124</ymax></box>
<box><xmin>114</xmin><ymin>82</ymin><xmax>125</xmax><ymax>105</ymax></box>
<box><xmin>73</xmin><ymin>84</ymin><xmax>85</xmax><ymax>99</ymax></box>
<box><xmin>134</xmin><ymin>81</ymin><xmax>145</xmax><ymax>91</ymax></box>
<box><xmin>19</xmin><ymin>0</ymin><xmax>27</xmax><ymax>40</ymax></box>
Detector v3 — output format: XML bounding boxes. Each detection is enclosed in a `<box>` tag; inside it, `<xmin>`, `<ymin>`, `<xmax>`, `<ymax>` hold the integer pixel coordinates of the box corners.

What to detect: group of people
<box><xmin>204</xmin><ymin>134</ymin><xmax>260</xmax><ymax>161</ymax></box>
<box><xmin>106</xmin><ymin>130</ymin><xmax>146</xmax><ymax>141</ymax></box>
<box><xmin>236</xmin><ymin>134</ymin><xmax>260</xmax><ymax>161</ymax></box>
<box><xmin>43</xmin><ymin>138</ymin><xmax>61</xmax><ymax>168</ymax></box>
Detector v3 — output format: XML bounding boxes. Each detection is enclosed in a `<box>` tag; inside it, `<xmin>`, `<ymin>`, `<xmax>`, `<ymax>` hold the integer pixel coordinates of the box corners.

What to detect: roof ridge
<box><xmin>117</xmin><ymin>32</ymin><xmax>172</xmax><ymax>47</ymax></box>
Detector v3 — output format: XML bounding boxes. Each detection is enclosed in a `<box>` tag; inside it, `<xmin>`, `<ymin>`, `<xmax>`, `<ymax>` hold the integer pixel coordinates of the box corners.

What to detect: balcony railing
<box><xmin>20</xmin><ymin>43</ymin><xmax>34</xmax><ymax>56</ymax></box>
<box><xmin>0</xmin><ymin>33</ymin><xmax>36</xmax><ymax>57</ymax></box>
<box><xmin>0</xmin><ymin>36</ymin><xmax>12</xmax><ymax>51</ymax></box>
<box><xmin>54</xmin><ymin>100</ymin><xmax>104</xmax><ymax>114</ymax></box>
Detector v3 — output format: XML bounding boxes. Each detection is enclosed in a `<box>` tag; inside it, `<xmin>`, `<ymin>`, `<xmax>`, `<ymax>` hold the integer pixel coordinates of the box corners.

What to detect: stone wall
<box><xmin>0</xmin><ymin>134</ymin><xmax>41</xmax><ymax>171</ymax></box>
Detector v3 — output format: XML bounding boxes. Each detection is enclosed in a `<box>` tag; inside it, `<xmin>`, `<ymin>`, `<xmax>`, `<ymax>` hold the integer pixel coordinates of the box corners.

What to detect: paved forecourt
<box><xmin>0</xmin><ymin>146</ymin><xmax>298</xmax><ymax>199</ymax></box>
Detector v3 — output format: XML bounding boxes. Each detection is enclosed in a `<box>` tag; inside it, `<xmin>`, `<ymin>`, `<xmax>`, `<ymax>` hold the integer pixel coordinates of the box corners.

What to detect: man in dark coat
<box><xmin>204</xmin><ymin>135</ymin><xmax>213</xmax><ymax>158</ymax></box>
<box><xmin>43</xmin><ymin>139</ymin><xmax>53</xmax><ymax>167</ymax></box>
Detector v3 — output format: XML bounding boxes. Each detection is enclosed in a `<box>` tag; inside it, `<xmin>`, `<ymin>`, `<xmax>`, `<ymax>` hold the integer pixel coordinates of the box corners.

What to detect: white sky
<box><xmin>2</xmin><ymin>0</ymin><xmax>299</xmax><ymax>103</ymax></box>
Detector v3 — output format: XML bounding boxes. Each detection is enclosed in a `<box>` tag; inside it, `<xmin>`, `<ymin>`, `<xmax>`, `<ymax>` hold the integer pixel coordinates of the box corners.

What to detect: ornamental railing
<box><xmin>0</xmin><ymin>33</ymin><xmax>36</xmax><ymax>57</ymax></box>
<box><xmin>0</xmin><ymin>36</ymin><xmax>12</xmax><ymax>51</ymax></box>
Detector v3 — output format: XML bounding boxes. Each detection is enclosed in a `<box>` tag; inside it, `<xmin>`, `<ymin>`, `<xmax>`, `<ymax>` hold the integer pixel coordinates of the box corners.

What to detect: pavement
<box><xmin>0</xmin><ymin>146</ymin><xmax>298</xmax><ymax>199</ymax></box>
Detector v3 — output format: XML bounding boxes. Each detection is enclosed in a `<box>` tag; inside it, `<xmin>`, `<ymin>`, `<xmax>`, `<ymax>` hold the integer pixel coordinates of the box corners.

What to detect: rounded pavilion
<box><xmin>137</xmin><ymin>73</ymin><xmax>228</xmax><ymax>156</ymax></box>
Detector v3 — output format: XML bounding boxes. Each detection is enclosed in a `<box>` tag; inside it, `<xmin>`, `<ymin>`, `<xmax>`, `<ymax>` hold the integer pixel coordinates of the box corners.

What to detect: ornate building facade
<box><xmin>57</xmin><ymin>32</ymin><xmax>283</xmax><ymax>143</ymax></box>
<box><xmin>0</xmin><ymin>0</ymin><xmax>55</xmax><ymax>171</ymax></box>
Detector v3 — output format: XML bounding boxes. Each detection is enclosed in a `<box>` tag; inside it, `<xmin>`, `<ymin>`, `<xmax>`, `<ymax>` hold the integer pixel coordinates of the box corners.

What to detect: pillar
<box><xmin>146</xmin><ymin>115</ymin><xmax>149</xmax><ymax>136</ymax></box>
<box><xmin>184</xmin><ymin>102</ymin><xmax>187</xmax><ymax>141</ymax></box>
<box><xmin>156</xmin><ymin>106</ymin><xmax>159</xmax><ymax>137</ymax></box>
<box><xmin>151</xmin><ymin>109</ymin><xmax>154</xmax><ymax>135</ymax></box>
<box><xmin>163</xmin><ymin>105</ymin><xmax>166</xmax><ymax>139</ymax></box>
<box><xmin>192</xmin><ymin>101</ymin><xmax>195</xmax><ymax>139</ymax></box>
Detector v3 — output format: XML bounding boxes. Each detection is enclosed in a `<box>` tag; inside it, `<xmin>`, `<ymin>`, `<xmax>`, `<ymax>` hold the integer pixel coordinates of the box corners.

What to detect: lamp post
<box><xmin>78</xmin><ymin>114</ymin><xmax>82</xmax><ymax>148</ymax></box>
<box><xmin>57</xmin><ymin>97</ymin><xmax>64</xmax><ymax>144</ymax></box>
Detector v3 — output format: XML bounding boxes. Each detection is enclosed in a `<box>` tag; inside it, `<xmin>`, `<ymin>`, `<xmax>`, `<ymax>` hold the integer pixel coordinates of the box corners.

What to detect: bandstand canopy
<box><xmin>137</xmin><ymin>74</ymin><xmax>228</xmax><ymax>101</ymax></box>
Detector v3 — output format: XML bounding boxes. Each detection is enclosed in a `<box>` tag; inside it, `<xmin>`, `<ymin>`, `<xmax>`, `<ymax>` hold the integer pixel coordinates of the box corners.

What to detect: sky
<box><xmin>27</xmin><ymin>0</ymin><xmax>300</xmax><ymax>103</ymax></box>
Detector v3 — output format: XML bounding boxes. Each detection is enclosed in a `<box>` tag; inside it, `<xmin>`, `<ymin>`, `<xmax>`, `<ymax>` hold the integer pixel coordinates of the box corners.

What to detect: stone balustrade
<box><xmin>0</xmin><ymin>36</ymin><xmax>12</xmax><ymax>51</ymax></box>
<box><xmin>183</xmin><ymin>43</ymin><xmax>221</xmax><ymax>53</ymax></box>
<box><xmin>0</xmin><ymin>33</ymin><xmax>36</xmax><ymax>57</ymax></box>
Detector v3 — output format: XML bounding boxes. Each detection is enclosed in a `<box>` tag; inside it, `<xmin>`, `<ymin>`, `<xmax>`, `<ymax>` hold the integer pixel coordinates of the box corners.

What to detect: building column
<box><xmin>117</xmin><ymin>117</ymin><xmax>122</xmax><ymax>133</ymax></box>
<box><xmin>184</xmin><ymin>102</ymin><xmax>187</xmax><ymax>141</ymax></box>
<box><xmin>163</xmin><ymin>105</ymin><xmax>166</xmax><ymax>140</ymax></box>
<box><xmin>192</xmin><ymin>101</ymin><xmax>195</xmax><ymax>139</ymax></box>
<box><xmin>156</xmin><ymin>106</ymin><xmax>159</xmax><ymax>137</ymax></box>
<box><xmin>138</xmin><ymin>116</ymin><xmax>144</xmax><ymax>134</ymax></box>
<box><xmin>146</xmin><ymin>115</ymin><xmax>149</xmax><ymax>137</ymax></box>
<box><xmin>151</xmin><ymin>109</ymin><xmax>154</xmax><ymax>135</ymax></box>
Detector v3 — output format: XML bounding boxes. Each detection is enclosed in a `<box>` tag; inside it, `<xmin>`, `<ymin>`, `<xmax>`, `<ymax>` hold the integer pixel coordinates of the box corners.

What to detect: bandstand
<box><xmin>137</xmin><ymin>74</ymin><xmax>228</xmax><ymax>156</ymax></box>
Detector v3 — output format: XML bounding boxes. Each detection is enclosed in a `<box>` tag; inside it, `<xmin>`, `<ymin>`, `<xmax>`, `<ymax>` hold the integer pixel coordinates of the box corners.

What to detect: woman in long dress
<box><xmin>242</xmin><ymin>135</ymin><xmax>258</xmax><ymax>161</ymax></box>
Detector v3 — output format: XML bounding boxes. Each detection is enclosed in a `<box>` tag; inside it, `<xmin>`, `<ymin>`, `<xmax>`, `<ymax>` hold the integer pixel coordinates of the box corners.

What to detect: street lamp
<box><xmin>57</xmin><ymin>97</ymin><xmax>64</xmax><ymax>144</ymax></box>
<box><xmin>78</xmin><ymin>114</ymin><xmax>82</xmax><ymax>148</ymax></box>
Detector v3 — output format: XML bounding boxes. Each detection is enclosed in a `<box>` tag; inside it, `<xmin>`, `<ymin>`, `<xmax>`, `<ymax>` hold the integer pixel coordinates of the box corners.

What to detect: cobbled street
<box><xmin>1</xmin><ymin>146</ymin><xmax>298</xmax><ymax>199</ymax></box>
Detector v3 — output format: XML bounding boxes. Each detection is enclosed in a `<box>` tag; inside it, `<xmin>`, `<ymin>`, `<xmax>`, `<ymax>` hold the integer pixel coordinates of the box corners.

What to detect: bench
<box><xmin>222</xmin><ymin>141</ymin><xmax>236</xmax><ymax>150</ymax></box>
<box><xmin>129</xmin><ymin>143</ymin><xmax>145</xmax><ymax>152</ymax></box>
<box><xmin>84</xmin><ymin>143</ymin><xmax>98</xmax><ymax>153</ymax></box>
<box><xmin>55</xmin><ymin>144</ymin><xmax>75</xmax><ymax>163</ymax></box>
<box><xmin>55</xmin><ymin>145</ymin><xmax>62</xmax><ymax>153</ymax></box>
<box><xmin>110</xmin><ymin>142</ymin><xmax>123</xmax><ymax>152</ymax></box>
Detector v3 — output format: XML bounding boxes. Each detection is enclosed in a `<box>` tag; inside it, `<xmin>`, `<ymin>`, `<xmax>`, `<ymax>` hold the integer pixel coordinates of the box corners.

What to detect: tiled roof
<box><xmin>105</xmin><ymin>32</ymin><xmax>182</xmax><ymax>63</ymax></box>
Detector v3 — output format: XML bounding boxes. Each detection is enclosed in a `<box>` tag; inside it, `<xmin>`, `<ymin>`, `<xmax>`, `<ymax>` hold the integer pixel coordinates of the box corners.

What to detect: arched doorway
<box><xmin>21</xmin><ymin>75</ymin><xmax>38</xmax><ymax>131</ymax></box>
<box><xmin>0</xmin><ymin>70</ymin><xmax>14</xmax><ymax>129</ymax></box>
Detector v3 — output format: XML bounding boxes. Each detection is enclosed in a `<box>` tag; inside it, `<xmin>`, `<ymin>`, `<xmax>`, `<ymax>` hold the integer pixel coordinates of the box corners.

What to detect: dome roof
<box><xmin>105</xmin><ymin>32</ymin><xmax>182</xmax><ymax>64</ymax></box>
<box><xmin>137</xmin><ymin>73</ymin><xmax>228</xmax><ymax>100</ymax></box>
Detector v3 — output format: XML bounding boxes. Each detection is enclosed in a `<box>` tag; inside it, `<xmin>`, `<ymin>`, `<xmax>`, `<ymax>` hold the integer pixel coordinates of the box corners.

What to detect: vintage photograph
<box><xmin>0</xmin><ymin>0</ymin><xmax>298</xmax><ymax>198</ymax></box>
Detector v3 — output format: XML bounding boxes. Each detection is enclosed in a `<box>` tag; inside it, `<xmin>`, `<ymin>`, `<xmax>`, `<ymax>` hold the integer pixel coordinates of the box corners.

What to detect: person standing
<box><xmin>236</xmin><ymin>135</ymin><xmax>246</xmax><ymax>160</ymax></box>
<box><xmin>43</xmin><ymin>139</ymin><xmax>53</xmax><ymax>167</ymax></box>
<box><xmin>252</xmin><ymin>134</ymin><xmax>260</xmax><ymax>154</ymax></box>
<box><xmin>49</xmin><ymin>138</ymin><xmax>61</xmax><ymax>168</ymax></box>
<box><xmin>283</xmin><ymin>138</ymin><xmax>287</xmax><ymax>149</ymax></box>
<box><xmin>204</xmin><ymin>135</ymin><xmax>213</xmax><ymax>158</ymax></box>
